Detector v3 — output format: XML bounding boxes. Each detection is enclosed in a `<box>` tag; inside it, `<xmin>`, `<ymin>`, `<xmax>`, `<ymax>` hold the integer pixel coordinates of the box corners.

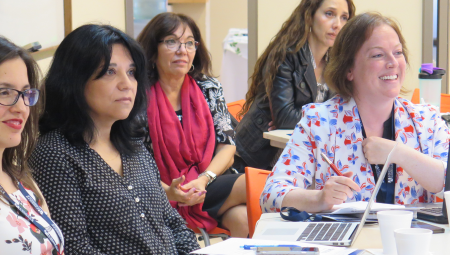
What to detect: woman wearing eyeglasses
<box><xmin>0</xmin><ymin>37</ymin><xmax>64</xmax><ymax>255</ymax></box>
<box><xmin>137</xmin><ymin>13</ymin><xmax>248</xmax><ymax>237</ymax></box>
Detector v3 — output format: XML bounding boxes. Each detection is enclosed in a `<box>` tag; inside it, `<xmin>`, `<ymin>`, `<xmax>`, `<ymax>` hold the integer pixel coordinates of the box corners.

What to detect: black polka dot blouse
<box><xmin>28</xmin><ymin>130</ymin><xmax>200</xmax><ymax>255</ymax></box>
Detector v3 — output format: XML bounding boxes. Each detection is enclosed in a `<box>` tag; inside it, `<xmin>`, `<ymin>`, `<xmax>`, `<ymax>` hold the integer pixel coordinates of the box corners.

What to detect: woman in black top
<box><xmin>28</xmin><ymin>24</ymin><xmax>200</xmax><ymax>255</ymax></box>
<box><xmin>234</xmin><ymin>0</ymin><xmax>355</xmax><ymax>171</ymax></box>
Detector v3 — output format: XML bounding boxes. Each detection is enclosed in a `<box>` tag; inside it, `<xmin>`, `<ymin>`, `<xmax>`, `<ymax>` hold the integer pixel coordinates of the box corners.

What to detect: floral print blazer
<box><xmin>261</xmin><ymin>95</ymin><xmax>449</xmax><ymax>213</ymax></box>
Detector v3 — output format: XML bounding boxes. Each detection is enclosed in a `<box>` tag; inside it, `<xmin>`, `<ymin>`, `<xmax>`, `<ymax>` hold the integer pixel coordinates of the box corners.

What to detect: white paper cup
<box><xmin>444</xmin><ymin>191</ymin><xmax>450</xmax><ymax>227</ymax></box>
<box><xmin>377</xmin><ymin>210</ymin><xmax>413</xmax><ymax>255</ymax></box>
<box><xmin>394</xmin><ymin>228</ymin><xmax>432</xmax><ymax>255</ymax></box>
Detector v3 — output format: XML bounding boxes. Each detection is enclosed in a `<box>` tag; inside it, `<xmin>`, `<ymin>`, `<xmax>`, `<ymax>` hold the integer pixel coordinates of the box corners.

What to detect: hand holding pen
<box><xmin>319</xmin><ymin>153</ymin><xmax>361</xmax><ymax>208</ymax></box>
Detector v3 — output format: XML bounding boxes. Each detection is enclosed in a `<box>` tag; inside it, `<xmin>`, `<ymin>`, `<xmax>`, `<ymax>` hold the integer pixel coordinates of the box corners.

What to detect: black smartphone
<box><xmin>411</xmin><ymin>220</ymin><xmax>445</xmax><ymax>234</ymax></box>
<box><xmin>256</xmin><ymin>246</ymin><xmax>320</xmax><ymax>255</ymax></box>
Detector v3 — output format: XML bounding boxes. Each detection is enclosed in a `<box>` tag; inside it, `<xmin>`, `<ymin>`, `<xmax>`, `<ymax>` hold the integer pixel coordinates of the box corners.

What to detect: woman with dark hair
<box><xmin>234</xmin><ymin>0</ymin><xmax>356</xmax><ymax>171</ymax></box>
<box><xmin>261</xmin><ymin>12</ymin><xmax>448</xmax><ymax>213</ymax></box>
<box><xmin>28</xmin><ymin>24</ymin><xmax>200</xmax><ymax>254</ymax></box>
<box><xmin>137</xmin><ymin>13</ymin><xmax>248</xmax><ymax>237</ymax></box>
<box><xmin>0</xmin><ymin>37</ymin><xmax>64</xmax><ymax>254</ymax></box>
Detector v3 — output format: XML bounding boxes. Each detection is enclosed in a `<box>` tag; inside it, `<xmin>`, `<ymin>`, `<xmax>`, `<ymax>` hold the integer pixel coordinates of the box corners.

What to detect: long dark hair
<box><xmin>0</xmin><ymin>36</ymin><xmax>44</xmax><ymax>203</ymax></box>
<box><xmin>40</xmin><ymin>24</ymin><xmax>148</xmax><ymax>155</ymax></box>
<box><xmin>137</xmin><ymin>12</ymin><xmax>213</xmax><ymax>85</ymax></box>
<box><xmin>239</xmin><ymin>0</ymin><xmax>356</xmax><ymax>117</ymax></box>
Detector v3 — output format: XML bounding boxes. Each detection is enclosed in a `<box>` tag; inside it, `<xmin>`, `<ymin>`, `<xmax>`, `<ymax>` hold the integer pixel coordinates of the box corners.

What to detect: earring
<box><xmin>189</xmin><ymin>64</ymin><xmax>195</xmax><ymax>72</ymax></box>
<box><xmin>152</xmin><ymin>63</ymin><xmax>155</xmax><ymax>69</ymax></box>
<box><xmin>309</xmin><ymin>27</ymin><xmax>312</xmax><ymax>33</ymax></box>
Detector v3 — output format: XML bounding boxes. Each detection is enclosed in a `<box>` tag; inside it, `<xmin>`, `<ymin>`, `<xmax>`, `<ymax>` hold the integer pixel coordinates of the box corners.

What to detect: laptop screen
<box><xmin>350</xmin><ymin>143</ymin><xmax>399</xmax><ymax>245</ymax></box>
<box><xmin>441</xmin><ymin>144</ymin><xmax>450</xmax><ymax>216</ymax></box>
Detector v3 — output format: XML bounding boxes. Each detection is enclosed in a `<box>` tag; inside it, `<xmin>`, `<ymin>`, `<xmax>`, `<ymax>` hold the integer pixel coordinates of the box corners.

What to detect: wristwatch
<box><xmin>198</xmin><ymin>171</ymin><xmax>217</xmax><ymax>186</ymax></box>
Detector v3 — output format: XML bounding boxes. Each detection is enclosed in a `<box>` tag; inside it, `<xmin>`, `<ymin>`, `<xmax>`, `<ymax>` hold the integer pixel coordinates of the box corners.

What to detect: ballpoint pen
<box><xmin>321</xmin><ymin>152</ymin><xmax>359</xmax><ymax>196</ymax></box>
<box><xmin>240</xmin><ymin>245</ymin><xmax>301</xmax><ymax>250</ymax></box>
<box><xmin>320</xmin><ymin>153</ymin><xmax>343</xmax><ymax>176</ymax></box>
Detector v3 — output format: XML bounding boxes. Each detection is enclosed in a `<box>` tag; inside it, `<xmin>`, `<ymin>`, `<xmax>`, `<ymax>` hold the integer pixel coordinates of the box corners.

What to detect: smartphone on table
<box><xmin>256</xmin><ymin>246</ymin><xmax>320</xmax><ymax>255</ymax></box>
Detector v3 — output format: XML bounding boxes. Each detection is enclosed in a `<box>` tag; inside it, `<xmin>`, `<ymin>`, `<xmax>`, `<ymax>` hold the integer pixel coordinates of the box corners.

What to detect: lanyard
<box><xmin>360</xmin><ymin>106</ymin><xmax>396</xmax><ymax>203</ymax></box>
<box><xmin>0</xmin><ymin>182</ymin><xmax>64</xmax><ymax>254</ymax></box>
<box><xmin>280</xmin><ymin>207</ymin><xmax>323</xmax><ymax>222</ymax></box>
<box><xmin>360</xmin><ymin>106</ymin><xmax>396</xmax><ymax>184</ymax></box>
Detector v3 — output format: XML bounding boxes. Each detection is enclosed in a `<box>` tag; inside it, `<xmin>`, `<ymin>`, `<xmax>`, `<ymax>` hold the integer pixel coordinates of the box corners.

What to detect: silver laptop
<box><xmin>253</xmin><ymin>144</ymin><xmax>399</xmax><ymax>247</ymax></box>
<box><xmin>416</xmin><ymin>144</ymin><xmax>450</xmax><ymax>224</ymax></box>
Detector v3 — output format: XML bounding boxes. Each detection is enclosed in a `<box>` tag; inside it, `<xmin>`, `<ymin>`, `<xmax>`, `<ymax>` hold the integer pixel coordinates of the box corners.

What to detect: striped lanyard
<box><xmin>0</xmin><ymin>182</ymin><xmax>64</xmax><ymax>254</ymax></box>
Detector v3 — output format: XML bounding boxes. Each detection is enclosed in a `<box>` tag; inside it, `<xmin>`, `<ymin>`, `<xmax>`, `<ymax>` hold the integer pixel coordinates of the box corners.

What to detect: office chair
<box><xmin>411</xmin><ymin>88</ymin><xmax>420</xmax><ymax>104</ymax></box>
<box><xmin>245</xmin><ymin>167</ymin><xmax>270</xmax><ymax>238</ymax></box>
<box><xmin>410</xmin><ymin>88</ymin><xmax>450</xmax><ymax>113</ymax></box>
<box><xmin>190</xmin><ymin>226</ymin><xmax>230</xmax><ymax>247</ymax></box>
<box><xmin>227</xmin><ymin>99</ymin><xmax>246</xmax><ymax>122</ymax></box>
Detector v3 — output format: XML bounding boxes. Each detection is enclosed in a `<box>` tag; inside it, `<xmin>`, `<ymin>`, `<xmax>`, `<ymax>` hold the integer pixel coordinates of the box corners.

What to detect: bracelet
<box><xmin>198</xmin><ymin>171</ymin><xmax>217</xmax><ymax>186</ymax></box>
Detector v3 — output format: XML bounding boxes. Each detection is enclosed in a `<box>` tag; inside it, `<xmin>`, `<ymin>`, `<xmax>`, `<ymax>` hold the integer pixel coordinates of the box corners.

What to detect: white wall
<box><xmin>37</xmin><ymin>0</ymin><xmax>127</xmax><ymax>75</ymax></box>
<box><xmin>257</xmin><ymin>0</ymin><xmax>300</xmax><ymax>56</ymax></box>
<box><xmin>72</xmin><ymin>0</ymin><xmax>126</xmax><ymax>31</ymax></box>
<box><xmin>0</xmin><ymin>0</ymin><xmax>64</xmax><ymax>50</ymax></box>
<box><xmin>209</xmin><ymin>0</ymin><xmax>247</xmax><ymax>78</ymax></box>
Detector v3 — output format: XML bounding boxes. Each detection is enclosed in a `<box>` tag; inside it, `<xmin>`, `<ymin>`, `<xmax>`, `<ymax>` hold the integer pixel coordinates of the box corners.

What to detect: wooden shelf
<box><xmin>168</xmin><ymin>0</ymin><xmax>207</xmax><ymax>3</ymax></box>
<box><xmin>30</xmin><ymin>45</ymin><xmax>58</xmax><ymax>61</ymax></box>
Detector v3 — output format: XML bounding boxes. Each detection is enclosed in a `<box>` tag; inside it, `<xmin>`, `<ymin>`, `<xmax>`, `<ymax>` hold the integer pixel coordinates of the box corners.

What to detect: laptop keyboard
<box><xmin>297</xmin><ymin>223</ymin><xmax>352</xmax><ymax>242</ymax></box>
<box><xmin>420</xmin><ymin>207</ymin><xmax>443</xmax><ymax>216</ymax></box>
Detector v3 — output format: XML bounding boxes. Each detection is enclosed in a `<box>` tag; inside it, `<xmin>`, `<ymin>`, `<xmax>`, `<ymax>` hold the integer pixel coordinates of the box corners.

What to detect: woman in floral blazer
<box><xmin>261</xmin><ymin>13</ymin><xmax>449</xmax><ymax>213</ymax></box>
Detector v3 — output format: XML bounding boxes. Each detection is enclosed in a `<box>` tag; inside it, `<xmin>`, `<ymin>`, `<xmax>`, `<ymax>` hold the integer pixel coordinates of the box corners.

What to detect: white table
<box><xmin>264</xmin><ymin>128</ymin><xmax>450</xmax><ymax>149</ymax></box>
<box><xmin>253</xmin><ymin>213</ymin><xmax>450</xmax><ymax>254</ymax></box>
<box><xmin>263</xmin><ymin>129</ymin><xmax>294</xmax><ymax>149</ymax></box>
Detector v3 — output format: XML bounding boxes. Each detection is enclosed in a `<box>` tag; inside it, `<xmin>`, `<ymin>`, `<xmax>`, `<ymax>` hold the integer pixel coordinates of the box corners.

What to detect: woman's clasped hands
<box><xmin>166</xmin><ymin>175</ymin><xmax>207</xmax><ymax>207</ymax></box>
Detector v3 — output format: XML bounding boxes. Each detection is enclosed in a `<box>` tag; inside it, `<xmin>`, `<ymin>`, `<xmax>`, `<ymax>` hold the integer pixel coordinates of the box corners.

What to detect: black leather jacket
<box><xmin>235</xmin><ymin>43</ymin><xmax>331</xmax><ymax>170</ymax></box>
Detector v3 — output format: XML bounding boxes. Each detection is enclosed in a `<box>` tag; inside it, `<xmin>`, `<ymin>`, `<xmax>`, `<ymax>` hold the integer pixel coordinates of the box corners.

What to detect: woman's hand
<box><xmin>319</xmin><ymin>172</ymin><xmax>361</xmax><ymax>210</ymax></box>
<box><xmin>268</xmin><ymin>121</ymin><xmax>277</xmax><ymax>131</ymax></box>
<box><xmin>362</xmin><ymin>137</ymin><xmax>397</xmax><ymax>165</ymax></box>
<box><xmin>164</xmin><ymin>175</ymin><xmax>206</xmax><ymax>206</ymax></box>
<box><xmin>181</xmin><ymin>176</ymin><xmax>208</xmax><ymax>193</ymax></box>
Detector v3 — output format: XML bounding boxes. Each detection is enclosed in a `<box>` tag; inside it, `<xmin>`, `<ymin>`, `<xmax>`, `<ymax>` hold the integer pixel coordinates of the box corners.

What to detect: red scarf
<box><xmin>147</xmin><ymin>74</ymin><xmax>217</xmax><ymax>231</ymax></box>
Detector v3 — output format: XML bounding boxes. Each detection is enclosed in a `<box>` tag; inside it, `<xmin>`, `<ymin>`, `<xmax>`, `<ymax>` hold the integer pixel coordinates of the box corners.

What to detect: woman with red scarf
<box><xmin>137</xmin><ymin>13</ymin><xmax>248</xmax><ymax>237</ymax></box>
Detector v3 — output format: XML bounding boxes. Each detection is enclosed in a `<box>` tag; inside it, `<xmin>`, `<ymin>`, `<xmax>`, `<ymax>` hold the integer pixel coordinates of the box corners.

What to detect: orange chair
<box><xmin>409</xmin><ymin>88</ymin><xmax>450</xmax><ymax>112</ymax></box>
<box><xmin>227</xmin><ymin>99</ymin><xmax>246</xmax><ymax>122</ymax></box>
<box><xmin>441</xmin><ymin>94</ymin><xmax>450</xmax><ymax>113</ymax></box>
<box><xmin>245</xmin><ymin>167</ymin><xmax>270</xmax><ymax>238</ymax></box>
<box><xmin>190</xmin><ymin>226</ymin><xmax>230</xmax><ymax>246</ymax></box>
<box><xmin>411</xmin><ymin>88</ymin><xmax>420</xmax><ymax>104</ymax></box>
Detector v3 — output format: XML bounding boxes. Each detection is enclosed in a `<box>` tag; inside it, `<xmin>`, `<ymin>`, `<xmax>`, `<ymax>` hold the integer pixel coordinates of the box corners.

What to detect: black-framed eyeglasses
<box><xmin>0</xmin><ymin>88</ymin><xmax>40</xmax><ymax>106</ymax></box>
<box><xmin>160</xmin><ymin>39</ymin><xmax>199</xmax><ymax>52</ymax></box>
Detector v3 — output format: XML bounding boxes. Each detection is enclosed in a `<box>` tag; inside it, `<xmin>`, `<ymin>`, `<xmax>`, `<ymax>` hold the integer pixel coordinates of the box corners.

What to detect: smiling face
<box><xmin>347</xmin><ymin>24</ymin><xmax>406</xmax><ymax>101</ymax></box>
<box><xmin>156</xmin><ymin>24</ymin><xmax>196</xmax><ymax>80</ymax></box>
<box><xmin>310</xmin><ymin>0</ymin><xmax>350</xmax><ymax>49</ymax></box>
<box><xmin>84</xmin><ymin>44</ymin><xmax>137</xmax><ymax>128</ymax></box>
<box><xmin>0</xmin><ymin>58</ymin><xmax>30</xmax><ymax>150</ymax></box>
